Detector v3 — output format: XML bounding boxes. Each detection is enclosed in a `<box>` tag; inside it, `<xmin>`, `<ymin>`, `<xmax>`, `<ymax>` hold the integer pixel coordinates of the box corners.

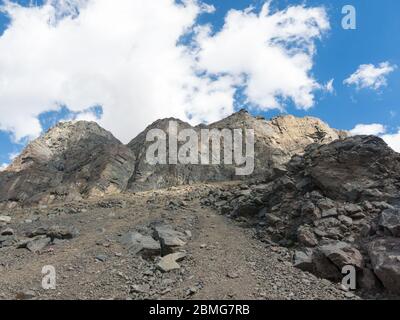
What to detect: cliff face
<box><xmin>126</xmin><ymin>110</ymin><xmax>346</xmax><ymax>191</ymax></box>
<box><xmin>0</xmin><ymin>110</ymin><xmax>346</xmax><ymax>207</ymax></box>
<box><xmin>0</xmin><ymin>121</ymin><xmax>136</xmax><ymax>206</ymax></box>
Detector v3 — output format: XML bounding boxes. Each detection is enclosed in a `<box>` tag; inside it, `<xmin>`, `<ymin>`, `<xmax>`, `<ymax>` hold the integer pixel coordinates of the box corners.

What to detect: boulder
<box><xmin>379</xmin><ymin>208</ymin><xmax>400</xmax><ymax>237</ymax></box>
<box><xmin>319</xmin><ymin>242</ymin><xmax>363</xmax><ymax>269</ymax></box>
<box><xmin>120</xmin><ymin>232</ymin><xmax>161</xmax><ymax>257</ymax></box>
<box><xmin>368</xmin><ymin>238</ymin><xmax>400</xmax><ymax>295</ymax></box>
<box><xmin>152</xmin><ymin>225</ymin><xmax>186</xmax><ymax>255</ymax></box>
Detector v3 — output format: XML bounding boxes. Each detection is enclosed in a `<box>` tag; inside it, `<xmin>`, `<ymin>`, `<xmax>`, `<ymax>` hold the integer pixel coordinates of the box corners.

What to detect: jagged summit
<box><xmin>0</xmin><ymin>111</ymin><xmax>347</xmax><ymax>207</ymax></box>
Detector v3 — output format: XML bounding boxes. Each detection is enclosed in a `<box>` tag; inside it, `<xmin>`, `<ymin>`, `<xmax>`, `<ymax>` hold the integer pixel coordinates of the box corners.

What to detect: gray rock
<box><xmin>26</xmin><ymin>236</ymin><xmax>51</xmax><ymax>253</ymax></box>
<box><xmin>157</xmin><ymin>252</ymin><xmax>186</xmax><ymax>272</ymax></box>
<box><xmin>1</xmin><ymin>228</ymin><xmax>14</xmax><ymax>236</ymax></box>
<box><xmin>321</xmin><ymin>208</ymin><xmax>338</xmax><ymax>218</ymax></box>
<box><xmin>131</xmin><ymin>284</ymin><xmax>150</xmax><ymax>294</ymax></box>
<box><xmin>297</xmin><ymin>227</ymin><xmax>318</xmax><ymax>247</ymax></box>
<box><xmin>368</xmin><ymin>238</ymin><xmax>400</xmax><ymax>295</ymax></box>
<box><xmin>0</xmin><ymin>216</ymin><xmax>11</xmax><ymax>223</ymax></box>
<box><xmin>319</xmin><ymin>242</ymin><xmax>363</xmax><ymax>269</ymax></box>
<box><xmin>0</xmin><ymin>235</ymin><xmax>16</xmax><ymax>248</ymax></box>
<box><xmin>344</xmin><ymin>204</ymin><xmax>362</xmax><ymax>216</ymax></box>
<box><xmin>338</xmin><ymin>215</ymin><xmax>353</xmax><ymax>227</ymax></box>
<box><xmin>16</xmin><ymin>290</ymin><xmax>36</xmax><ymax>300</ymax></box>
<box><xmin>47</xmin><ymin>225</ymin><xmax>80</xmax><ymax>240</ymax></box>
<box><xmin>27</xmin><ymin>225</ymin><xmax>79</xmax><ymax>240</ymax></box>
<box><xmin>293</xmin><ymin>249</ymin><xmax>314</xmax><ymax>272</ymax></box>
<box><xmin>120</xmin><ymin>232</ymin><xmax>161</xmax><ymax>257</ymax></box>
<box><xmin>152</xmin><ymin>225</ymin><xmax>186</xmax><ymax>255</ymax></box>
<box><xmin>95</xmin><ymin>254</ymin><xmax>108</xmax><ymax>262</ymax></box>
<box><xmin>379</xmin><ymin>208</ymin><xmax>400</xmax><ymax>237</ymax></box>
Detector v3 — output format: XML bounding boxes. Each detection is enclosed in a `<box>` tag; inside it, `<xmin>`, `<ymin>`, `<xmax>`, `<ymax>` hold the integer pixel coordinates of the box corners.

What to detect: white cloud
<box><xmin>350</xmin><ymin>123</ymin><xmax>386</xmax><ymax>136</ymax></box>
<box><xmin>344</xmin><ymin>62</ymin><xmax>397</xmax><ymax>90</ymax></box>
<box><xmin>324</xmin><ymin>79</ymin><xmax>334</xmax><ymax>94</ymax></box>
<box><xmin>0</xmin><ymin>0</ymin><xmax>330</xmax><ymax>143</ymax></box>
<box><xmin>195</xmin><ymin>3</ymin><xmax>330</xmax><ymax>111</ymax></box>
<box><xmin>350</xmin><ymin>123</ymin><xmax>400</xmax><ymax>153</ymax></box>
<box><xmin>381</xmin><ymin>131</ymin><xmax>400</xmax><ymax>153</ymax></box>
<box><xmin>0</xmin><ymin>152</ymin><xmax>19</xmax><ymax>171</ymax></box>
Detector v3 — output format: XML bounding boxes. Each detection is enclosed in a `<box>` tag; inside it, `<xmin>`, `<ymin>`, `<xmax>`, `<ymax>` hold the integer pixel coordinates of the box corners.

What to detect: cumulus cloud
<box><xmin>350</xmin><ymin>123</ymin><xmax>400</xmax><ymax>153</ymax></box>
<box><xmin>0</xmin><ymin>163</ymin><xmax>8</xmax><ymax>171</ymax></box>
<box><xmin>344</xmin><ymin>62</ymin><xmax>397</xmax><ymax>90</ymax></box>
<box><xmin>381</xmin><ymin>131</ymin><xmax>400</xmax><ymax>153</ymax></box>
<box><xmin>350</xmin><ymin>123</ymin><xmax>386</xmax><ymax>136</ymax></box>
<box><xmin>0</xmin><ymin>0</ymin><xmax>330</xmax><ymax>143</ymax></box>
<box><xmin>195</xmin><ymin>3</ymin><xmax>330</xmax><ymax>111</ymax></box>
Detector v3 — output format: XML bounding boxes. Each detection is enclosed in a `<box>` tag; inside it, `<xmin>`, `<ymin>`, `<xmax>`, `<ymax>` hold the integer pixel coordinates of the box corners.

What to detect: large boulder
<box><xmin>368</xmin><ymin>238</ymin><xmax>400</xmax><ymax>295</ymax></box>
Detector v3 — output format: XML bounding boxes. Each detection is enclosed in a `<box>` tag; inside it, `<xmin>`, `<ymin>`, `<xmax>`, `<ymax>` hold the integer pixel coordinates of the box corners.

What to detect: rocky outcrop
<box><xmin>201</xmin><ymin>135</ymin><xmax>400</xmax><ymax>295</ymax></box>
<box><xmin>0</xmin><ymin>110</ymin><xmax>345</xmax><ymax>207</ymax></box>
<box><xmin>0</xmin><ymin>121</ymin><xmax>136</xmax><ymax>207</ymax></box>
<box><xmin>126</xmin><ymin>110</ymin><xmax>346</xmax><ymax>191</ymax></box>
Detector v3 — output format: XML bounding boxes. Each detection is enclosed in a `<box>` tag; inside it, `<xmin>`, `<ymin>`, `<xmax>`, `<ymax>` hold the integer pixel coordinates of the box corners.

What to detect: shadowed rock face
<box><xmin>0</xmin><ymin>110</ymin><xmax>345</xmax><ymax>207</ymax></box>
<box><xmin>0</xmin><ymin>121</ymin><xmax>136</xmax><ymax>206</ymax></box>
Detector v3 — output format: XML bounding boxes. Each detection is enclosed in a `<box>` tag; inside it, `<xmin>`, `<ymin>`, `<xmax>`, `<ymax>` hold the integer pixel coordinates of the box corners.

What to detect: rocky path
<box><xmin>0</xmin><ymin>184</ymin><xmax>355</xmax><ymax>300</ymax></box>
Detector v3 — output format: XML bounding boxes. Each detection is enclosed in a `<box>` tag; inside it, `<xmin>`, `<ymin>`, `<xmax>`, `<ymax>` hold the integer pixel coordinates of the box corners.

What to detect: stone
<box><xmin>95</xmin><ymin>254</ymin><xmax>108</xmax><ymax>262</ymax></box>
<box><xmin>0</xmin><ymin>235</ymin><xmax>16</xmax><ymax>248</ymax></box>
<box><xmin>47</xmin><ymin>225</ymin><xmax>80</xmax><ymax>240</ymax></box>
<box><xmin>265</xmin><ymin>213</ymin><xmax>281</xmax><ymax>226</ymax></box>
<box><xmin>338</xmin><ymin>215</ymin><xmax>353</xmax><ymax>227</ymax></box>
<box><xmin>1</xmin><ymin>228</ymin><xmax>14</xmax><ymax>236</ymax></box>
<box><xmin>297</xmin><ymin>227</ymin><xmax>318</xmax><ymax>247</ymax></box>
<box><xmin>321</xmin><ymin>208</ymin><xmax>338</xmax><ymax>218</ymax></box>
<box><xmin>157</xmin><ymin>252</ymin><xmax>187</xmax><ymax>272</ymax></box>
<box><xmin>0</xmin><ymin>216</ymin><xmax>11</xmax><ymax>223</ymax></box>
<box><xmin>26</xmin><ymin>236</ymin><xmax>51</xmax><ymax>253</ymax></box>
<box><xmin>152</xmin><ymin>225</ymin><xmax>186</xmax><ymax>255</ymax></box>
<box><xmin>120</xmin><ymin>232</ymin><xmax>161</xmax><ymax>257</ymax></box>
<box><xmin>317</xmin><ymin>198</ymin><xmax>336</xmax><ymax>211</ymax></box>
<box><xmin>319</xmin><ymin>242</ymin><xmax>363</xmax><ymax>269</ymax></box>
<box><xmin>293</xmin><ymin>249</ymin><xmax>314</xmax><ymax>272</ymax></box>
<box><xmin>344</xmin><ymin>204</ymin><xmax>362</xmax><ymax>216</ymax></box>
<box><xmin>27</xmin><ymin>225</ymin><xmax>79</xmax><ymax>240</ymax></box>
<box><xmin>368</xmin><ymin>238</ymin><xmax>400</xmax><ymax>295</ymax></box>
<box><xmin>131</xmin><ymin>284</ymin><xmax>150</xmax><ymax>294</ymax></box>
<box><xmin>379</xmin><ymin>209</ymin><xmax>400</xmax><ymax>237</ymax></box>
<box><xmin>16</xmin><ymin>290</ymin><xmax>36</xmax><ymax>300</ymax></box>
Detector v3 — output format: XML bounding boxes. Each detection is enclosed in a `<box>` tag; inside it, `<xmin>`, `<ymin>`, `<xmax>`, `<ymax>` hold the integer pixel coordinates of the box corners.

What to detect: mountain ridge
<box><xmin>0</xmin><ymin>110</ymin><xmax>349</xmax><ymax>207</ymax></box>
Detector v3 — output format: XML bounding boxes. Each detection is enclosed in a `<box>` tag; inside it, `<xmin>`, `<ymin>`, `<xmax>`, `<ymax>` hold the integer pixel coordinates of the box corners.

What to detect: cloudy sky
<box><xmin>0</xmin><ymin>0</ymin><xmax>399</xmax><ymax>169</ymax></box>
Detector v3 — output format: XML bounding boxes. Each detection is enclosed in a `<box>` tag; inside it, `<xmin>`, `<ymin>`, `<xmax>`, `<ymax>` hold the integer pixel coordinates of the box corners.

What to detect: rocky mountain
<box><xmin>1</xmin><ymin>110</ymin><xmax>400</xmax><ymax>299</ymax></box>
<box><xmin>0</xmin><ymin>121</ymin><xmax>136</xmax><ymax>207</ymax></box>
<box><xmin>0</xmin><ymin>110</ymin><xmax>346</xmax><ymax>207</ymax></box>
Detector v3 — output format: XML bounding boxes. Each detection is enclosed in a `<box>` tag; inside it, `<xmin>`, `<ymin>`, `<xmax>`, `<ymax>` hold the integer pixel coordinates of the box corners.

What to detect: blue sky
<box><xmin>0</xmin><ymin>0</ymin><xmax>399</xmax><ymax>167</ymax></box>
